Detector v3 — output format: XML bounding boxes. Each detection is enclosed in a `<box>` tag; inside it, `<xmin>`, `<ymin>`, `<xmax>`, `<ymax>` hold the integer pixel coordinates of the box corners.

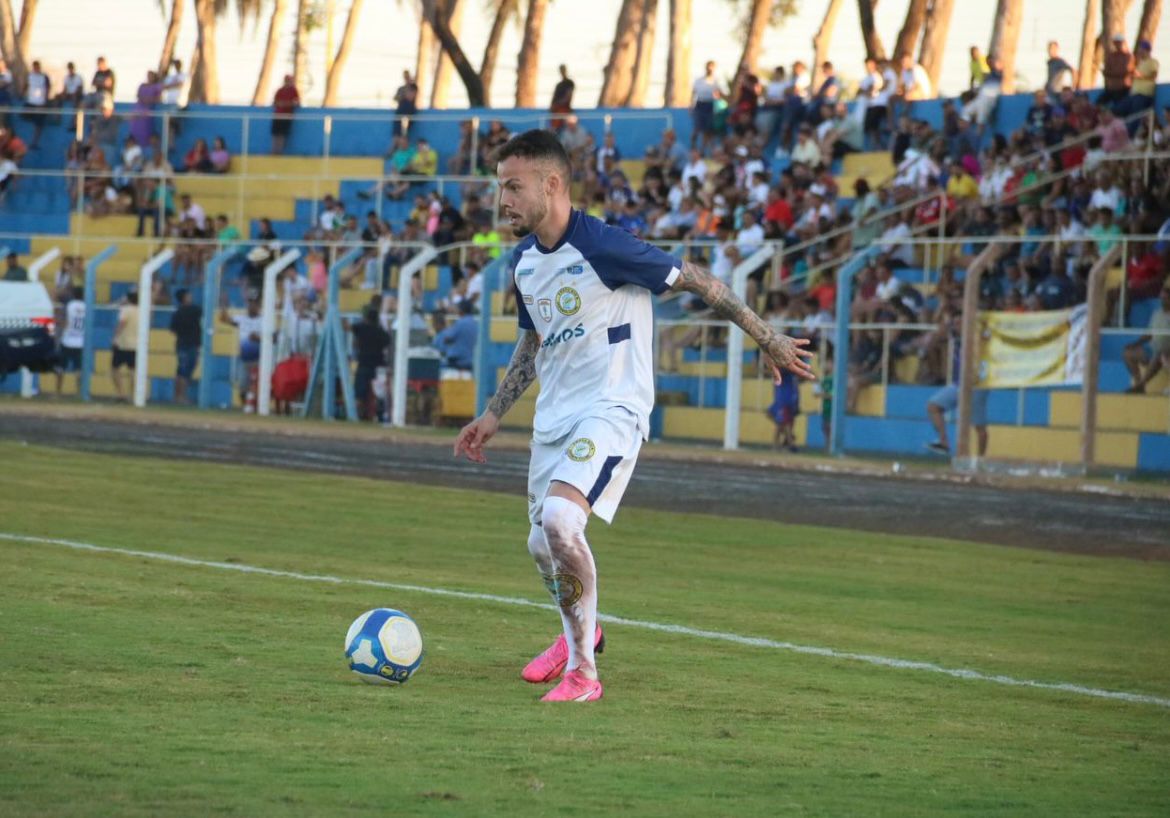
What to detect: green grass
<box><xmin>0</xmin><ymin>441</ymin><xmax>1167</xmax><ymax>817</ymax></box>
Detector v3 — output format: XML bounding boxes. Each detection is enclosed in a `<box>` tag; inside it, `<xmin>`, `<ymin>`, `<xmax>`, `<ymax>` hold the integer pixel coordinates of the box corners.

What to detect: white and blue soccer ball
<box><xmin>344</xmin><ymin>608</ymin><xmax>424</xmax><ymax>685</ymax></box>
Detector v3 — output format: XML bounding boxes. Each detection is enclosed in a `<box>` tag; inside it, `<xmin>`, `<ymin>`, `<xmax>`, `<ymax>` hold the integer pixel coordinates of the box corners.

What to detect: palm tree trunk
<box><xmin>322</xmin><ymin>0</ymin><xmax>364</xmax><ymax>106</ymax></box>
<box><xmin>988</xmin><ymin>0</ymin><xmax>1024</xmax><ymax>94</ymax></box>
<box><xmin>157</xmin><ymin>0</ymin><xmax>184</xmax><ymax>76</ymax></box>
<box><xmin>421</xmin><ymin>0</ymin><xmax>484</xmax><ymax>106</ymax></box>
<box><xmin>479</xmin><ymin>0</ymin><xmax>516</xmax><ymax>108</ymax></box>
<box><xmin>599</xmin><ymin>0</ymin><xmax>643</xmax><ymax>106</ymax></box>
<box><xmin>918</xmin><ymin>0</ymin><xmax>955</xmax><ymax>92</ymax></box>
<box><xmin>737</xmin><ymin>0</ymin><xmax>771</xmax><ymax>75</ymax></box>
<box><xmin>1136</xmin><ymin>0</ymin><xmax>1161</xmax><ymax>43</ymax></box>
<box><xmin>664</xmin><ymin>0</ymin><xmax>692</xmax><ymax>107</ymax></box>
<box><xmin>431</xmin><ymin>0</ymin><xmax>463</xmax><ymax>108</ymax></box>
<box><xmin>191</xmin><ymin>0</ymin><xmax>220</xmax><ymax>104</ymax></box>
<box><xmin>515</xmin><ymin>0</ymin><xmax>548</xmax><ymax>107</ymax></box>
<box><xmin>415</xmin><ymin>11</ymin><xmax>435</xmax><ymax>106</ymax></box>
<box><xmin>0</xmin><ymin>0</ymin><xmax>26</xmax><ymax>89</ymax></box>
<box><xmin>1077</xmin><ymin>0</ymin><xmax>1099</xmax><ymax>89</ymax></box>
<box><xmin>1101</xmin><ymin>0</ymin><xmax>1131</xmax><ymax>41</ymax></box>
<box><xmin>627</xmin><ymin>0</ymin><xmax>659</xmax><ymax>107</ymax></box>
<box><xmin>252</xmin><ymin>0</ymin><xmax>288</xmax><ymax>104</ymax></box>
<box><xmin>16</xmin><ymin>0</ymin><xmax>36</xmax><ymax>62</ymax></box>
<box><xmin>857</xmin><ymin>0</ymin><xmax>887</xmax><ymax>61</ymax></box>
<box><xmin>811</xmin><ymin>0</ymin><xmax>845</xmax><ymax>91</ymax></box>
<box><xmin>893</xmin><ymin>0</ymin><xmax>929</xmax><ymax>63</ymax></box>
<box><xmin>293</xmin><ymin>0</ymin><xmax>311</xmax><ymax>94</ymax></box>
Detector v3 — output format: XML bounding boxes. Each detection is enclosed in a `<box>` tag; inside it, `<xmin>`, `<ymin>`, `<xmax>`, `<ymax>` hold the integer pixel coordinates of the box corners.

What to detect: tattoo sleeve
<box><xmin>486</xmin><ymin>329</ymin><xmax>539</xmax><ymax>418</ymax></box>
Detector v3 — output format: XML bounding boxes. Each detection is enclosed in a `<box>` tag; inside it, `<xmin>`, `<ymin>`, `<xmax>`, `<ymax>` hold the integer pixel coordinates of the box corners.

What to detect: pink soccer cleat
<box><xmin>520</xmin><ymin>625</ymin><xmax>605</xmax><ymax>684</ymax></box>
<box><xmin>540</xmin><ymin>670</ymin><xmax>604</xmax><ymax>702</ymax></box>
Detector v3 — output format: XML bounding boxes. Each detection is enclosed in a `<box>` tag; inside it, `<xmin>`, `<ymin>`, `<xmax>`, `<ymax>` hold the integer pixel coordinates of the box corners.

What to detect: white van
<box><xmin>0</xmin><ymin>280</ymin><xmax>57</xmax><ymax>377</ymax></box>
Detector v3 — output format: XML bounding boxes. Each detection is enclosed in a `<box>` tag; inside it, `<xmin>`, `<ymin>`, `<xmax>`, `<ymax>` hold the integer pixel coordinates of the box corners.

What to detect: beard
<box><xmin>508</xmin><ymin>197</ymin><xmax>548</xmax><ymax>238</ymax></box>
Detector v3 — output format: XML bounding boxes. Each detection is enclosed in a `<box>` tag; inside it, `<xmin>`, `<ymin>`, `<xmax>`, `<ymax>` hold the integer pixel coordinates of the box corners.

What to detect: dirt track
<box><xmin>1</xmin><ymin>404</ymin><xmax>1167</xmax><ymax>559</ymax></box>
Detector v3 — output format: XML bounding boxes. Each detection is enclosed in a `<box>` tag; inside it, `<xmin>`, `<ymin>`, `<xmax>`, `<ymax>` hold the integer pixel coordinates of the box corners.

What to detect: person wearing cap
<box><xmin>1100</xmin><ymin>33</ymin><xmax>1133</xmax><ymax>110</ymax></box>
<box><xmin>271</xmin><ymin>74</ymin><xmax>299</xmax><ymax>155</ymax></box>
<box><xmin>1126</xmin><ymin>40</ymin><xmax>1159</xmax><ymax>116</ymax></box>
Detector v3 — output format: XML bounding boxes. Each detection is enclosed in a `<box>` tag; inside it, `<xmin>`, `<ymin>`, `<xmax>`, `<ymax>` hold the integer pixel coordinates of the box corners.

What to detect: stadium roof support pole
<box><xmin>80</xmin><ymin>246</ymin><xmax>118</xmax><ymax>403</ymax></box>
<box><xmin>829</xmin><ymin>246</ymin><xmax>882</xmax><ymax>456</ymax></box>
<box><xmin>134</xmin><ymin>249</ymin><xmax>176</xmax><ymax>408</ymax></box>
<box><xmin>955</xmin><ymin>243</ymin><xmax>1004</xmax><ymax>462</ymax></box>
<box><xmin>1080</xmin><ymin>243</ymin><xmax>1122</xmax><ymax>471</ymax></box>
<box><xmin>198</xmin><ymin>249</ymin><xmax>242</xmax><ymax>410</ymax></box>
<box><xmin>20</xmin><ymin>248</ymin><xmax>62</xmax><ymax>398</ymax></box>
<box><xmin>258</xmin><ymin>249</ymin><xmax>303</xmax><ymax>417</ymax></box>
<box><xmin>475</xmin><ymin>253</ymin><xmax>511</xmax><ymax>417</ymax></box>
<box><xmin>724</xmin><ymin>245</ymin><xmax>780</xmax><ymax>450</ymax></box>
<box><xmin>390</xmin><ymin>246</ymin><xmax>439</xmax><ymax>428</ymax></box>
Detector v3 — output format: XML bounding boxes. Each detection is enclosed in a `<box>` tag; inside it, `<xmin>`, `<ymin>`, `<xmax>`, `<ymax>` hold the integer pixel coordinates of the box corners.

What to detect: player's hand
<box><xmin>454</xmin><ymin>411</ymin><xmax>499</xmax><ymax>464</ymax></box>
<box><xmin>763</xmin><ymin>333</ymin><xmax>814</xmax><ymax>385</ymax></box>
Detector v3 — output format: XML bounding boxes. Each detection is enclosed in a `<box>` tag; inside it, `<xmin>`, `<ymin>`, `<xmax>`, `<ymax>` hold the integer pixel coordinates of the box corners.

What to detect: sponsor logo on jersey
<box><xmin>516</xmin><ymin>268</ymin><xmax>535</xmax><ymax>277</ymax></box>
<box><xmin>538</xmin><ymin>298</ymin><xmax>553</xmax><ymax>322</ymax></box>
<box><xmin>566</xmin><ymin>437</ymin><xmax>596</xmax><ymax>462</ymax></box>
<box><xmin>555</xmin><ymin>286</ymin><xmax>581</xmax><ymax>316</ymax></box>
<box><xmin>540</xmin><ymin>323</ymin><xmax>585</xmax><ymax>349</ymax></box>
<box><xmin>522</xmin><ymin>294</ymin><xmax>534</xmax><ymax>305</ymax></box>
<box><xmin>560</xmin><ymin>264</ymin><xmax>584</xmax><ymax>276</ymax></box>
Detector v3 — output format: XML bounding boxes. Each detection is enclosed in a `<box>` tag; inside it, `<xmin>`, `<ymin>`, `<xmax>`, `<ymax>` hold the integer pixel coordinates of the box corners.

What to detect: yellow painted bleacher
<box><xmin>836</xmin><ymin>151</ymin><xmax>894</xmax><ymax>194</ymax></box>
<box><xmin>977</xmin><ymin>425</ymin><xmax>1139</xmax><ymax>469</ymax></box>
<box><xmin>1049</xmin><ymin>391</ymin><xmax>1169</xmax><ymax>434</ymax></box>
<box><xmin>663</xmin><ymin>405</ymin><xmax>809</xmax><ymax>447</ymax></box>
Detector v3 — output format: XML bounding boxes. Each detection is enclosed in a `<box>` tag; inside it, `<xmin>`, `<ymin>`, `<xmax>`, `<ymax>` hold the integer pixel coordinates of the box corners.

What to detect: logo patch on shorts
<box><xmin>538</xmin><ymin>298</ymin><xmax>553</xmax><ymax>322</ymax></box>
<box><xmin>566</xmin><ymin>437</ymin><xmax>596</xmax><ymax>462</ymax></box>
<box><xmin>555</xmin><ymin>286</ymin><xmax>581</xmax><ymax>316</ymax></box>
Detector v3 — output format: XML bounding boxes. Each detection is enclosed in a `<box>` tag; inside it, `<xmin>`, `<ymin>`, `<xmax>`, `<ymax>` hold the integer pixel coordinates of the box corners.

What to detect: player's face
<box><xmin>497</xmin><ymin>156</ymin><xmax>550</xmax><ymax>238</ymax></box>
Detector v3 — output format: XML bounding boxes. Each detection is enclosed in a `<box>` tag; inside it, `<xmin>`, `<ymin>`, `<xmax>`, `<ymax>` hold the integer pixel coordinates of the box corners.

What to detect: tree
<box><xmin>158</xmin><ymin>0</ymin><xmax>184</xmax><ymax>76</ymax></box>
<box><xmin>189</xmin><ymin>0</ymin><xmax>224</xmax><ymax>104</ymax></box>
<box><xmin>294</xmin><ymin>0</ymin><xmax>312</xmax><ymax>92</ymax></box>
<box><xmin>16</xmin><ymin>0</ymin><xmax>36</xmax><ymax>63</ymax></box>
<box><xmin>323</xmin><ymin>0</ymin><xmax>365</xmax><ymax>105</ymax></box>
<box><xmin>892</xmin><ymin>0</ymin><xmax>928</xmax><ymax>63</ymax></box>
<box><xmin>0</xmin><ymin>0</ymin><xmax>26</xmax><ymax>88</ymax></box>
<box><xmin>1101</xmin><ymin>0</ymin><xmax>1132</xmax><ymax>42</ymax></box>
<box><xmin>810</xmin><ymin>0</ymin><xmax>844</xmax><ymax>92</ymax></box>
<box><xmin>856</xmin><ymin>0</ymin><xmax>886</xmax><ymax>61</ymax></box>
<box><xmin>1136</xmin><ymin>0</ymin><xmax>1161</xmax><ymax>44</ymax></box>
<box><xmin>988</xmin><ymin>0</ymin><xmax>1024</xmax><ymax>94</ymax></box>
<box><xmin>664</xmin><ymin>0</ymin><xmax>692</xmax><ymax>107</ymax></box>
<box><xmin>253</xmin><ymin>0</ymin><xmax>289</xmax><ymax>104</ymax></box>
<box><xmin>431</xmin><ymin>0</ymin><xmax>464</xmax><ymax>108</ymax></box>
<box><xmin>1077</xmin><ymin>0</ymin><xmax>1098</xmax><ymax>89</ymax></box>
<box><xmin>479</xmin><ymin>0</ymin><xmax>518</xmax><ymax>107</ymax></box>
<box><xmin>515</xmin><ymin>0</ymin><xmax>549</xmax><ymax>107</ymax></box>
<box><xmin>599</xmin><ymin>0</ymin><xmax>643</xmax><ymax>105</ymax></box>
<box><xmin>918</xmin><ymin>0</ymin><xmax>955</xmax><ymax>92</ymax></box>
<box><xmin>421</xmin><ymin>0</ymin><xmax>485</xmax><ymax>106</ymax></box>
<box><xmin>628</xmin><ymin>0</ymin><xmax>659</xmax><ymax>107</ymax></box>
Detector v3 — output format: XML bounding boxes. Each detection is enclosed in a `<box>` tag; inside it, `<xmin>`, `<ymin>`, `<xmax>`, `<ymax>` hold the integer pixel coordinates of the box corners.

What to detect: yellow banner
<box><xmin>977</xmin><ymin>306</ymin><xmax>1085</xmax><ymax>388</ymax></box>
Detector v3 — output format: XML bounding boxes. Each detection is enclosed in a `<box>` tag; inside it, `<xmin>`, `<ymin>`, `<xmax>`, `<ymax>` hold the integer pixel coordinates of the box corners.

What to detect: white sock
<box><xmin>541</xmin><ymin>496</ymin><xmax>598</xmax><ymax>674</ymax></box>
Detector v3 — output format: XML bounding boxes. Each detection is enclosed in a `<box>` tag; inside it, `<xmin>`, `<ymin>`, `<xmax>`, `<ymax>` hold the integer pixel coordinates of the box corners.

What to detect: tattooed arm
<box><xmin>454</xmin><ymin>329</ymin><xmax>539</xmax><ymax>463</ymax></box>
<box><xmin>673</xmin><ymin>259</ymin><xmax>814</xmax><ymax>383</ymax></box>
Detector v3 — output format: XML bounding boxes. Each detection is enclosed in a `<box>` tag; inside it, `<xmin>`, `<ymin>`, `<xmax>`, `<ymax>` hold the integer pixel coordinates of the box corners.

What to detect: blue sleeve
<box><xmin>580</xmin><ymin>221</ymin><xmax>683</xmax><ymax>294</ymax></box>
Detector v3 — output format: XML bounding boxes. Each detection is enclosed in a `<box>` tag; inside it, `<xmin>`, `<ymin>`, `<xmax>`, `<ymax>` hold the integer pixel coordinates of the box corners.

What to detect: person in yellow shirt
<box><xmin>1128</xmin><ymin>40</ymin><xmax>1159</xmax><ymax>114</ymax></box>
<box><xmin>110</xmin><ymin>289</ymin><xmax>139</xmax><ymax>402</ymax></box>
<box><xmin>946</xmin><ymin>161</ymin><xmax>978</xmax><ymax>200</ymax></box>
<box><xmin>409</xmin><ymin>138</ymin><xmax>438</xmax><ymax>176</ymax></box>
<box><xmin>969</xmin><ymin>46</ymin><xmax>989</xmax><ymax>90</ymax></box>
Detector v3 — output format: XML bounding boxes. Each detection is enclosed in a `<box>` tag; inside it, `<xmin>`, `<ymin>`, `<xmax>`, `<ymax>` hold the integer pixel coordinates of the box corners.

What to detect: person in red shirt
<box><xmin>271</xmin><ymin>75</ymin><xmax>300</xmax><ymax>155</ymax></box>
<box><xmin>763</xmin><ymin>187</ymin><xmax>794</xmax><ymax>236</ymax></box>
<box><xmin>807</xmin><ymin>269</ymin><xmax>837</xmax><ymax>311</ymax></box>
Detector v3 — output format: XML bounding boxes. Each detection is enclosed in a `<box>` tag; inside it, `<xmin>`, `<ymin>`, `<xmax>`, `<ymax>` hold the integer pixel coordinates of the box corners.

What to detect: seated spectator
<box><xmin>790</xmin><ymin>124</ymin><xmax>821</xmax><ymax>166</ymax></box>
<box><xmin>209</xmin><ymin>136</ymin><xmax>231</xmax><ymax>173</ymax></box>
<box><xmin>384</xmin><ymin>136</ymin><xmax>417</xmax><ymax>199</ymax></box>
<box><xmin>184</xmin><ymin>138</ymin><xmax>213</xmax><ymax>173</ymax></box>
<box><xmin>55</xmin><ymin>61</ymin><xmax>85</xmax><ymax>108</ymax></box>
<box><xmin>960</xmin><ymin>57</ymin><xmax>1003</xmax><ymax>136</ymax></box>
<box><xmin>1098</xmin><ymin>108</ymin><xmax>1131</xmax><ymax>153</ymax></box>
<box><xmin>1124</xmin><ymin>285</ymin><xmax>1170</xmax><ymax>392</ymax></box>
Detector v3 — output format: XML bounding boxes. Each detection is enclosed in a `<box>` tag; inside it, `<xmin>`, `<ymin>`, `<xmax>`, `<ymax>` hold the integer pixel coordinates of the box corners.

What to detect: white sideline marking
<box><xmin>3</xmin><ymin>531</ymin><xmax>1168</xmax><ymax>710</ymax></box>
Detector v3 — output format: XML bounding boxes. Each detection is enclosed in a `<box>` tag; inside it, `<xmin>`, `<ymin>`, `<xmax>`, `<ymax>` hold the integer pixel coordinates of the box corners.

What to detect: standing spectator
<box><xmin>690</xmin><ymin>60</ymin><xmax>722</xmax><ymax>153</ymax></box>
<box><xmin>54</xmin><ymin>285</ymin><xmax>85</xmax><ymax>397</ymax></box>
<box><xmin>806</xmin><ymin>62</ymin><xmax>840</xmax><ymax>127</ymax></box>
<box><xmin>85</xmin><ymin>56</ymin><xmax>115</xmax><ymax>109</ymax></box>
<box><xmin>3</xmin><ymin>251</ymin><xmax>27</xmax><ymax>281</ymax></box>
<box><xmin>220</xmin><ymin>298</ymin><xmax>263</xmax><ymax>408</ymax></box>
<box><xmin>434</xmin><ymin>299</ymin><xmax>478</xmax><ymax>370</ymax></box>
<box><xmin>169</xmin><ymin>288</ymin><xmax>202</xmax><ymax>404</ymax></box>
<box><xmin>22</xmin><ymin>60</ymin><xmax>50</xmax><ymax>149</ymax></box>
<box><xmin>129</xmin><ymin>71</ymin><xmax>163</xmax><ymax>149</ymax></box>
<box><xmin>894</xmin><ymin>54</ymin><xmax>932</xmax><ymax>124</ymax></box>
<box><xmin>858</xmin><ymin>58</ymin><xmax>886</xmax><ymax>148</ymax></box>
<box><xmin>755</xmin><ymin>66</ymin><xmax>787</xmax><ymax>145</ymax></box>
<box><xmin>969</xmin><ymin>46</ymin><xmax>990</xmax><ymax>90</ymax></box>
<box><xmin>89</xmin><ymin>98</ymin><xmax>121</xmax><ymax>160</ymax></box>
<box><xmin>1045</xmin><ymin>41</ymin><xmax>1074</xmax><ymax>99</ymax></box>
<box><xmin>779</xmin><ymin>61</ymin><xmax>811</xmax><ymax>150</ymax></box>
<box><xmin>271</xmin><ymin>75</ymin><xmax>299</xmax><ymax>155</ymax></box>
<box><xmin>0</xmin><ymin>59</ymin><xmax>11</xmax><ymax>128</ymax></box>
<box><xmin>351</xmin><ymin>305</ymin><xmax>391</xmax><ymax>421</ymax></box>
<box><xmin>162</xmin><ymin>59</ymin><xmax>188</xmax><ymax>108</ymax></box>
<box><xmin>179</xmin><ymin>193</ymin><xmax>207</xmax><ymax>233</ymax></box>
<box><xmin>393</xmin><ymin>70</ymin><xmax>418</xmax><ymax>138</ymax></box>
<box><xmin>55</xmin><ymin>61</ymin><xmax>84</xmax><ymax>109</ymax></box>
<box><xmin>1126</xmin><ymin>40</ymin><xmax>1159</xmax><ymax>117</ymax></box>
<box><xmin>110</xmin><ymin>289</ymin><xmax>139</xmax><ymax>403</ymax></box>
<box><xmin>926</xmin><ymin>315</ymin><xmax>989</xmax><ymax>457</ymax></box>
<box><xmin>1124</xmin><ymin>285</ymin><xmax>1170</xmax><ymax>393</ymax></box>
<box><xmin>550</xmin><ymin>64</ymin><xmax>574</xmax><ymax>129</ymax></box>
<box><xmin>1100</xmin><ymin>34</ymin><xmax>1133</xmax><ymax>110</ymax></box>
<box><xmin>767</xmin><ymin>367</ymin><xmax>800</xmax><ymax>452</ymax></box>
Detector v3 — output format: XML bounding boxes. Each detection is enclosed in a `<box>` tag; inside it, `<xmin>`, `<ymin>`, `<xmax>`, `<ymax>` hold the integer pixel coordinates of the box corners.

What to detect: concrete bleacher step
<box><xmin>1050</xmin><ymin>391</ymin><xmax>1170</xmax><ymax>433</ymax></box>
<box><xmin>663</xmin><ymin>405</ymin><xmax>810</xmax><ymax>448</ymax></box>
<box><xmin>836</xmin><ymin>151</ymin><xmax>895</xmax><ymax>192</ymax></box>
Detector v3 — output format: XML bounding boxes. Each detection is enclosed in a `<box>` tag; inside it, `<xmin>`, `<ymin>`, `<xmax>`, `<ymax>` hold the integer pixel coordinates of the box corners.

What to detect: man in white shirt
<box><xmin>690</xmin><ymin>60</ymin><xmax>722</xmax><ymax>153</ymax></box>
<box><xmin>23</xmin><ymin>60</ymin><xmax>50</xmax><ymax>148</ymax></box>
<box><xmin>735</xmin><ymin>210</ymin><xmax>765</xmax><ymax>256</ymax></box>
<box><xmin>56</xmin><ymin>61</ymin><xmax>84</xmax><ymax>107</ymax></box>
<box><xmin>681</xmin><ymin>148</ymin><xmax>707</xmax><ymax>189</ymax></box>
<box><xmin>790</xmin><ymin>125</ymin><xmax>822</xmax><ymax>167</ymax></box>
<box><xmin>454</xmin><ymin>130</ymin><xmax>812</xmax><ymax>703</ymax></box>
<box><xmin>54</xmin><ymin>285</ymin><xmax>86</xmax><ymax>396</ymax></box>
<box><xmin>1088</xmin><ymin>171</ymin><xmax>1122</xmax><ymax>213</ymax></box>
<box><xmin>162</xmin><ymin>59</ymin><xmax>188</xmax><ymax>107</ymax></box>
<box><xmin>179</xmin><ymin>194</ymin><xmax>207</xmax><ymax>232</ymax></box>
<box><xmin>878</xmin><ymin>213</ymin><xmax>914</xmax><ymax>267</ymax></box>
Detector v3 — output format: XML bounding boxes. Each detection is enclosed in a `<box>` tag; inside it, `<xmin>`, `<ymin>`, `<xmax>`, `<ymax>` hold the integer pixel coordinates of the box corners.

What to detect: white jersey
<box><xmin>62</xmin><ymin>299</ymin><xmax>86</xmax><ymax>348</ymax></box>
<box><xmin>511</xmin><ymin>210</ymin><xmax>680</xmax><ymax>444</ymax></box>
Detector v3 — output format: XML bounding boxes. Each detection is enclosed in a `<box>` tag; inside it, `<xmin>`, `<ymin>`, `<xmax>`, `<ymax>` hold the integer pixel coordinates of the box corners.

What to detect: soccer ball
<box><xmin>344</xmin><ymin>608</ymin><xmax>424</xmax><ymax>685</ymax></box>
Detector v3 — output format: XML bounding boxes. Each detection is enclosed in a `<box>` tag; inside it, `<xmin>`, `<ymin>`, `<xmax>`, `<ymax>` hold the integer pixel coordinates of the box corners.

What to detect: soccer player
<box><xmin>454</xmin><ymin>130</ymin><xmax>813</xmax><ymax>702</ymax></box>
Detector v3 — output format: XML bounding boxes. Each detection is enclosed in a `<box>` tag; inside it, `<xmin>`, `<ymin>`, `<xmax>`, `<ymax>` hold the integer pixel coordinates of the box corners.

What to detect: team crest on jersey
<box><xmin>537</xmin><ymin>298</ymin><xmax>553</xmax><ymax>322</ymax></box>
<box><xmin>566</xmin><ymin>437</ymin><xmax>596</xmax><ymax>462</ymax></box>
<box><xmin>555</xmin><ymin>286</ymin><xmax>581</xmax><ymax>316</ymax></box>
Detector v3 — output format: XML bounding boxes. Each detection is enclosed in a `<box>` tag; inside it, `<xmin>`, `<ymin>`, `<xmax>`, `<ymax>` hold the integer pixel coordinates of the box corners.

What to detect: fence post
<box><xmin>1080</xmin><ymin>244</ymin><xmax>1122</xmax><ymax>470</ymax></box>
<box><xmin>723</xmin><ymin>245</ymin><xmax>776</xmax><ymax>450</ymax></box>
<box><xmin>390</xmin><ymin>245</ymin><xmax>440</xmax><ymax>427</ymax></box>
<box><xmin>80</xmin><ymin>246</ymin><xmax>118</xmax><ymax>403</ymax></box>
<box><xmin>829</xmin><ymin>246</ymin><xmax>882</xmax><ymax>456</ymax></box>
<box><xmin>955</xmin><ymin>243</ymin><xmax>1004</xmax><ymax>461</ymax></box>
<box><xmin>133</xmin><ymin>249</ymin><xmax>175</xmax><ymax>408</ymax></box>
<box><xmin>258</xmin><ymin>249</ymin><xmax>303</xmax><ymax>416</ymax></box>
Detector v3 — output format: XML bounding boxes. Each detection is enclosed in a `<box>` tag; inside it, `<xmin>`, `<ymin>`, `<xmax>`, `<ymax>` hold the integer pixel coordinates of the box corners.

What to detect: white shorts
<box><xmin>527</xmin><ymin>409</ymin><xmax>642</xmax><ymax>525</ymax></box>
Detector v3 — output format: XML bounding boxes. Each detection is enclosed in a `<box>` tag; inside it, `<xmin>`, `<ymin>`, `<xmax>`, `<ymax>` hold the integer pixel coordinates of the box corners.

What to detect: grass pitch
<box><xmin>0</xmin><ymin>441</ymin><xmax>1167</xmax><ymax>817</ymax></box>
